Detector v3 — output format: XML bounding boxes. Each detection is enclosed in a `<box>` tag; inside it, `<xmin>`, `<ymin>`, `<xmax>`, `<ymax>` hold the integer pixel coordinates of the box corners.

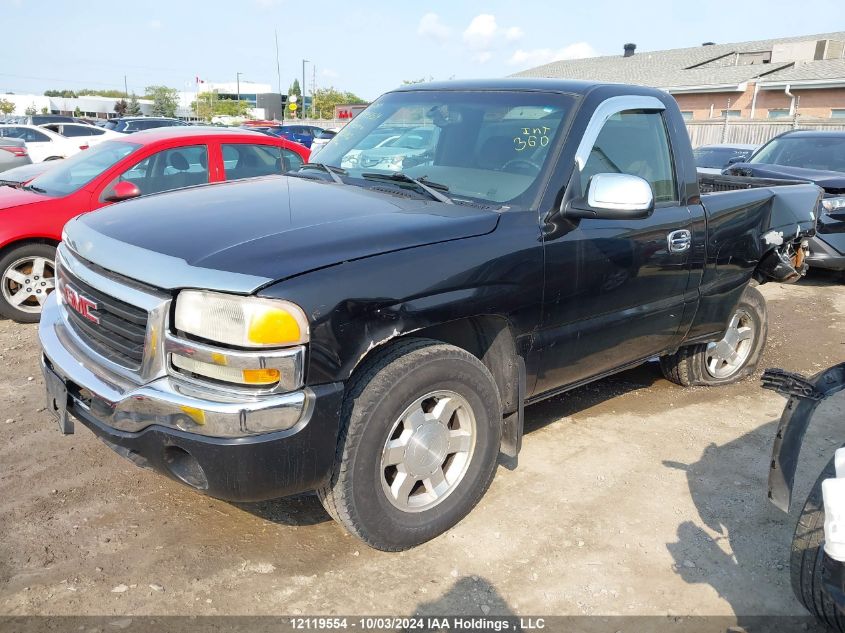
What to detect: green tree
<box><xmin>73</xmin><ymin>106</ymin><xmax>82</xmax><ymax>117</ymax></box>
<box><xmin>40</xmin><ymin>106</ymin><xmax>49</xmax><ymax>115</ymax></box>
<box><xmin>288</xmin><ymin>79</ymin><xmax>302</xmax><ymax>118</ymax></box>
<box><xmin>311</xmin><ymin>87</ymin><xmax>367</xmax><ymax>119</ymax></box>
<box><xmin>114</xmin><ymin>99</ymin><xmax>128</xmax><ymax>117</ymax></box>
<box><xmin>190</xmin><ymin>92</ymin><xmax>252</xmax><ymax>121</ymax></box>
<box><xmin>44</xmin><ymin>89</ymin><xmax>78</xmax><ymax>98</ymax></box>
<box><xmin>126</xmin><ymin>94</ymin><xmax>142</xmax><ymax>116</ymax></box>
<box><xmin>0</xmin><ymin>98</ymin><xmax>15</xmax><ymax>116</ymax></box>
<box><xmin>24</xmin><ymin>104</ymin><xmax>37</xmax><ymax>116</ymax></box>
<box><xmin>144</xmin><ymin>85</ymin><xmax>179</xmax><ymax>117</ymax></box>
<box><xmin>78</xmin><ymin>88</ymin><xmax>128</xmax><ymax>98</ymax></box>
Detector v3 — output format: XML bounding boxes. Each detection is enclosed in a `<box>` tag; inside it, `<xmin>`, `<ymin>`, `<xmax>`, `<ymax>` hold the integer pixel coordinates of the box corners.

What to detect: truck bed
<box><xmin>698</xmin><ymin>172</ymin><xmax>809</xmax><ymax>194</ymax></box>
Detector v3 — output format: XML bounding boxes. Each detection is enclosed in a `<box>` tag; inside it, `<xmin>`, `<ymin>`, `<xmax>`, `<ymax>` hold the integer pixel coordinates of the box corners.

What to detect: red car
<box><xmin>0</xmin><ymin>127</ymin><xmax>309</xmax><ymax>322</ymax></box>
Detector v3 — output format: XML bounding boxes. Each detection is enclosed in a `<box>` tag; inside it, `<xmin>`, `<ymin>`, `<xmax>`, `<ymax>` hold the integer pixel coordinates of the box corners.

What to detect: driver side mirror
<box><xmin>564</xmin><ymin>173</ymin><xmax>654</xmax><ymax>220</ymax></box>
<box><xmin>102</xmin><ymin>180</ymin><xmax>141</xmax><ymax>203</ymax></box>
<box><xmin>726</xmin><ymin>155</ymin><xmax>746</xmax><ymax>166</ymax></box>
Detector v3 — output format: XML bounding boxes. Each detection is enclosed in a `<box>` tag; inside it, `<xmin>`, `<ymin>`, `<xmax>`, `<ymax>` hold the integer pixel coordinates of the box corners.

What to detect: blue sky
<box><xmin>1</xmin><ymin>0</ymin><xmax>842</xmax><ymax>100</ymax></box>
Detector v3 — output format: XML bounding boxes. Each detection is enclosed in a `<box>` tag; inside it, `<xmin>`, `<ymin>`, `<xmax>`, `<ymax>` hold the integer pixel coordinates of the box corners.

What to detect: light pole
<box><xmin>236</xmin><ymin>72</ymin><xmax>243</xmax><ymax>104</ymax></box>
<box><xmin>301</xmin><ymin>59</ymin><xmax>309</xmax><ymax>120</ymax></box>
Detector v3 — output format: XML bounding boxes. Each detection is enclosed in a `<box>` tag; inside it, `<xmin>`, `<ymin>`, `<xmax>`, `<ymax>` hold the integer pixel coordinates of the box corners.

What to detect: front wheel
<box><xmin>660</xmin><ymin>284</ymin><xmax>767</xmax><ymax>386</ymax></box>
<box><xmin>0</xmin><ymin>243</ymin><xmax>57</xmax><ymax>323</ymax></box>
<box><xmin>318</xmin><ymin>338</ymin><xmax>502</xmax><ymax>551</ymax></box>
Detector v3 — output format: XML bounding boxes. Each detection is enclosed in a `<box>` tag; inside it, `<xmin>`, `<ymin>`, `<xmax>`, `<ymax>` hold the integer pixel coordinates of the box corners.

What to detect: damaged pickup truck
<box><xmin>38</xmin><ymin>79</ymin><xmax>821</xmax><ymax>550</ymax></box>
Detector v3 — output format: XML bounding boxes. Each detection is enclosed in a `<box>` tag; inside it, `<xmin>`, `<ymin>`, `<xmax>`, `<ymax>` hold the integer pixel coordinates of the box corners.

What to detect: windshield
<box><xmin>26</xmin><ymin>140</ymin><xmax>139</xmax><ymax>197</ymax></box>
<box><xmin>315</xmin><ymin>90</ymin><xmax>574</xmax><ymax>206</ymax></box>
<box><xmin>694</xmin><ymin>147</ymin><xmax>753</xmax><ymax>169</ymax></box>
<box><xmin>750</xmin><ymin>135</ymin><xmax>845</xmax><ymax>173</ymax></box>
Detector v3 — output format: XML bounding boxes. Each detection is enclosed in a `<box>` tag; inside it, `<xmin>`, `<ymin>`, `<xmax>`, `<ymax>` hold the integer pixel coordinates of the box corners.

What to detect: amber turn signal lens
<box><xmin>241</xmin><ymin>368</ymin><xmax>282</xmax><ymax>384</ymax></box>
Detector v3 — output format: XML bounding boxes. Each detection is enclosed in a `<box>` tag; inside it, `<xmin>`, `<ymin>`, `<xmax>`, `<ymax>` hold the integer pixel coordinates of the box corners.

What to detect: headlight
<box><xmin>821</xmin><ymin>196</ymin><xmax>845</xmax><ymax>215</ymax></box>
<box><xmin>174</xmin><ymin>290</ymin><xmax>309</xmax><ymax>348</ymax></box>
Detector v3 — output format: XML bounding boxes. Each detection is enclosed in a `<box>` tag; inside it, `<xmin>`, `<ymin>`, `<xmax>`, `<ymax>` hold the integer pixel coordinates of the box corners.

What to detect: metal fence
<box><xmin>686</xmin><ymin>118</ymin><xmax>845</xmax><ymax>147</ymax></box>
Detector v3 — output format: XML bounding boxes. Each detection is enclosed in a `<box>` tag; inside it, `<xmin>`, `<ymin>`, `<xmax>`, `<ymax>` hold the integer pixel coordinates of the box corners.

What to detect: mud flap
<box><xmin>499</xmin><ymin>357</ymin><xmax>525</xmax><ymax>470</ymax></box>
<box><xmin>763</xmin><ymin>364</ymin><xmax>845</xmax><ymax>512</ymax></box>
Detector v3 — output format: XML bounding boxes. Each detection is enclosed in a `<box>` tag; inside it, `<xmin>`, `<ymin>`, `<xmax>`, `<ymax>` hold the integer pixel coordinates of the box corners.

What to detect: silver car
<box><xmin>0</xmin><ymin>137</ymin><xmax>32</xmax><ymax>173</ymax></box>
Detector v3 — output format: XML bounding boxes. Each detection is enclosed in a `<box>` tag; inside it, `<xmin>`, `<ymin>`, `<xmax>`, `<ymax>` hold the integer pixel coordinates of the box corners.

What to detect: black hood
<box><xmin>74</xmin><ymin>175</ymin><xmax>499</xmax><ymax>288</ymax></box>
<box><xmin>727</xmin><ymin>163</ymin><xmax>845</xmax><ymax>192</ymax></box>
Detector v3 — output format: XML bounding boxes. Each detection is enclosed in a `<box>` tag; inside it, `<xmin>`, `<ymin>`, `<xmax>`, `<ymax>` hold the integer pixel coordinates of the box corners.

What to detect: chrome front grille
<box><xmin>59</xmin><ymin>265</ymin><xmax>148</xmax><ymax>368</ymax></box>
<box><xmin>54</xmin><ymin>244</ymin><xmax>171</xmax><ymax>384</ymax></box>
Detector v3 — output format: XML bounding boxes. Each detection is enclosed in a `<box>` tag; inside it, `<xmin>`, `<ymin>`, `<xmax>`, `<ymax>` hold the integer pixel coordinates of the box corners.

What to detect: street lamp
<box><xmin>301</xmin><ymin>59</ymin><xmax>309</xmax><ymax>120</ymax></box>
<box><xmin>236</xmin><ymin>72</ymin><xmax>243</xmax><ymax>103</ymax></box>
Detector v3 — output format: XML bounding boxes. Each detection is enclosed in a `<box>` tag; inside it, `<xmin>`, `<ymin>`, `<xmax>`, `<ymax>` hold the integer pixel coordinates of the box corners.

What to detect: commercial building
<box><xmin>183</xmin><ymin>80</ymin><xmax>285</xmax><ymax>120</ymax></box>
<box><xmin>511</xmin><ymin>32</ymin><xmax>845</xmax><ymax>121</ymax></box>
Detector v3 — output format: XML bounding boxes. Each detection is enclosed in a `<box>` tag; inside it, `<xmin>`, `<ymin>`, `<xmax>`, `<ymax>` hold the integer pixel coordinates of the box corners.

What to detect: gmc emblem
<box><xmin>62</xmin><ymin>283</ymin><xmax>100</xmax><ymax>324</ymax></box>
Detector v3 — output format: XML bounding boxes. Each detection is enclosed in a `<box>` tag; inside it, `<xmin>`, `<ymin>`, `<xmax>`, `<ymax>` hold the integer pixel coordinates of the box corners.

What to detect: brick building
<box><xmin>511</xmin><ymin>32</ymin><xmax>845</xmax><ymax>121</ymax></box>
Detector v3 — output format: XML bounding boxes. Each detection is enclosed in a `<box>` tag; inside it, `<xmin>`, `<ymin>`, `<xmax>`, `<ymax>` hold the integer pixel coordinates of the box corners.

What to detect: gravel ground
<box><xmin>1</xmin><ymin>273</ymin><xmax>844</xmax><ymax>622</ymax></box>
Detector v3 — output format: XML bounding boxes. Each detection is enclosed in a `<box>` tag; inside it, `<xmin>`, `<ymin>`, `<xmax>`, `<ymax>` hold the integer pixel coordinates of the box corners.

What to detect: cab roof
<box><xmin>391</xmin><ymin>77</ymin><xmax>668</xmax><ymax>98</ymax></box>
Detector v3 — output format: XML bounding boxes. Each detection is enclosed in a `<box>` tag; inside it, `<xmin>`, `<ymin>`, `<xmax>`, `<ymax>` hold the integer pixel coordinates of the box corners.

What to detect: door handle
<box><xmin>667</xmin><ymin>229</ymin><xmax>691</xmax><ymax>253</ymax></box>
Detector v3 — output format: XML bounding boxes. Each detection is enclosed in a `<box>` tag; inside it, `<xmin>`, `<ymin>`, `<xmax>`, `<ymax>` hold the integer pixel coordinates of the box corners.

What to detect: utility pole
<box><xmin>123</xmin><ymin>75</ymin><xmax>128</xmax><ymax>98</ymax></box>
<box><xmin>302</xmin><ymin>59</ymin><xmax>309</xmax><ymax>120</ymax></box>
<box><xmin>274</xmin><ymin>29</ymin><xmax>282</xmax><ymax>121</ymax></box>
<box><xmin>236</xmin><ymin>72</ymin><xmax>243</xmax><ymax>104</ymax></box>
<box><xmin>312</xmin><ymin>65</ymin><xmax>316</xmax><ymax>118</ymax></box>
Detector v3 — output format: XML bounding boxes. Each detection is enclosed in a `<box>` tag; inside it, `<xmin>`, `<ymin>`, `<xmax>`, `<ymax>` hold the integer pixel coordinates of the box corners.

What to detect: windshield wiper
<box><xmin>361</xmin><ymin>172</ymin><xmax>453</xmax><ymax>204</ymax></box>
<box><xmin>298</xmin><ymin>162</ymin><xmax>347</xmax><ymax>184</ymax></box>
<box><xmin>23</xmin><ymin>184</ymin><xmax>47</xmax><ymax>194</ymax></box>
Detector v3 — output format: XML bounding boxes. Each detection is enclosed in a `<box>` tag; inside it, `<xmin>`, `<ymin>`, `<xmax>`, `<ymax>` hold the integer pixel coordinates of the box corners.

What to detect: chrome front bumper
<box><xmin>39</xmin><ymin>293</ymin><xmax>308</xmax><ymax>438</ymax></box>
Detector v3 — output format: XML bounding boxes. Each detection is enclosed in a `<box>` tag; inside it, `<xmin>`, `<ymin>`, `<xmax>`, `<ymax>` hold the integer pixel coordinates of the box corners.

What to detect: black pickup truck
<box><xmin>38</xmin><ymin>79</ymin><xmax>822</xmax><ymax>551</ymax></box>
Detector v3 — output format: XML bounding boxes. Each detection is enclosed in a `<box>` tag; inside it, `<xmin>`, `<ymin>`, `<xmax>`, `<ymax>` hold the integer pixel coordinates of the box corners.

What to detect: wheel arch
<box><xmin>348</xmin><ymin>314</ymin><xmax>521</xmax><ymax>417</ymax></box>
<box><xmin>0</xmin><ymin>237</ymin><xmax>60</xmax><ymax>260</ymax></box>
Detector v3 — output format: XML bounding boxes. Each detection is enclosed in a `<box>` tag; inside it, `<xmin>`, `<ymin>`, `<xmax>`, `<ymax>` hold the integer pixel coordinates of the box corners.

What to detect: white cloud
<box><xmin>462</xmin><ymin>14</ymin><xmax>499</xmax><ymax>50</ymax></box>
<box><xmin>462</xmin><ymin>14</ymin><xmax>524</xmax><ymax>64</ymax></box>
<box><xmin>148</xmin><ymin>19</ymin><xmax>162</xmax><ymax>29</ymax></box>
<box><xmin>508</xmin><ymin>42</ymin><xmax>598</xmax><ymax>67</ymax></box>
<box><xmin>504</xmin><ymin>26</ymin><xmax>524</xmax><ymax>42</ymax></box>
<box><xmin>417</xmin><ymin>13</ymin><xmax>451</xmax><ymax>42</ymax></box>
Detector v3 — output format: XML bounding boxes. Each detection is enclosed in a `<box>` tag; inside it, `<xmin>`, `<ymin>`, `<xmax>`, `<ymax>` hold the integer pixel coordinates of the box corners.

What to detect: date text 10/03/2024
<box><xmin>290</xmin><ymin>617</ymin><xmax>547</xmax><ymax>630</ymax></box>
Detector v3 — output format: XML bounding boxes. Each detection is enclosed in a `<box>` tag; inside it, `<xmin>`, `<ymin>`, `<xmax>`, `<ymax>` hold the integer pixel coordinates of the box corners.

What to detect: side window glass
<box><xmin>581</xmin><ymin>111</ymin><xmax>677</xmax><ymax>204</ymax></box>
<box><xmin>281</xmin><ymin>148</ymin><xmax>304</xmax><ymax>172</ymax></box>
<box><xmin>29</xmin><ymin>129</ymin><xmax>51</xmax><ymax>143</ymax></box>
<box><xmin>111</xmin><ymin>145</ymin><xmax>208</xmax><ymax>197</ymax></box>
<box><xmin>222</xmin><ymin>143</ymin><xmax>285</xmax><ymax>181</ymax></box>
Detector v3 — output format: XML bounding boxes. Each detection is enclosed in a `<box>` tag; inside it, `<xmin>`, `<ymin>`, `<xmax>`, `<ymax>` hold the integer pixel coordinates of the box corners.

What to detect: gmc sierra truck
<box><xmin>38</xmin><ymin>79</ymin><xmax>822</xmax><ymax>551</ymax></box>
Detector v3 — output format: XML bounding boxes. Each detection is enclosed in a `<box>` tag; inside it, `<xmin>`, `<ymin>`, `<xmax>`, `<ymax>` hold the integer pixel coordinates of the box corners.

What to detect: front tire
<box><xmin>791</xmin><ymin>458</ymin><xmax>845</xmax><ymax>631</ymax></box>
<box><xmin>0</xmin><ymin>243</ymin><xmax>57</xmax><ymax>323</ymax></box>
<box><xmin>660</xmin><ymin>284</ymin><xmax>767</xmax><ymax>386</ymax></box>
<box><xmin>317</xmin><ymin>338</ymin><xmax>502</xmax><ymax>551</ymax></box>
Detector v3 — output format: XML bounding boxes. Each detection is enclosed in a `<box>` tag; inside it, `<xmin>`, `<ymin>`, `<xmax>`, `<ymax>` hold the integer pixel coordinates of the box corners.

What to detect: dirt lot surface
<box><xmin>1</xmin><ymin>273</ymin><xmax>844</xmax><ymax>621</ymax></box>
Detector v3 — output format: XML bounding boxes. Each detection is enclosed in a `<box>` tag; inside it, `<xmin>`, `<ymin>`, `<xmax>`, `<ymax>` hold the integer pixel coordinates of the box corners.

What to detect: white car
<box><xmin>39</xmin><ymin>122</ymin><xmax>123</xmax><ymax>148</ymax></box>
<box><xmin>0</xmin><ymin>124</ymin><xmax>87</xmax><ymax>162</ymax></box>
<box><xmin>309</xmin><ymin>127</ymin><xmax>342</xmax><ymax>159</ymax></box>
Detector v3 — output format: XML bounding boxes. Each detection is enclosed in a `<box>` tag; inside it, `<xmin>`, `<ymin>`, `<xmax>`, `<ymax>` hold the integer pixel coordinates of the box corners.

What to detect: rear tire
<box><xmin>791</xmin><ymin>458</ymin><xmax>845</xmax><ymax>631</ymax></box>
<box><xmin>0</xmin><ymin>243</ymin><xmax>57</xmax><ymax>323</ymax></box>
<box><xmin>660</xmin><ymin>284</ymin><xmax>767</xmax><ymax>386</ymax></box>
<box><xmin>317</xmin><ymin>338</ymin><xmax>502</xmax><ymax>551</ymax></box>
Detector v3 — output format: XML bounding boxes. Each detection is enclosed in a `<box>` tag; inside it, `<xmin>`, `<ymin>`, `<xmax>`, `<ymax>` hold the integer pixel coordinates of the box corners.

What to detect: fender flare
<box><xmin>764</xmin><ymin>363</ymin><xmax>845</xmax><ymax>512</ymax></box>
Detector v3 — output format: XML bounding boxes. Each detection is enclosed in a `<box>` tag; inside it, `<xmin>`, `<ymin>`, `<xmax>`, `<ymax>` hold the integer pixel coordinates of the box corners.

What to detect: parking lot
<box><xmin>0</xmin><ymin>273</ymin><xmax>843</xmax><ymax>619</ymax></box>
